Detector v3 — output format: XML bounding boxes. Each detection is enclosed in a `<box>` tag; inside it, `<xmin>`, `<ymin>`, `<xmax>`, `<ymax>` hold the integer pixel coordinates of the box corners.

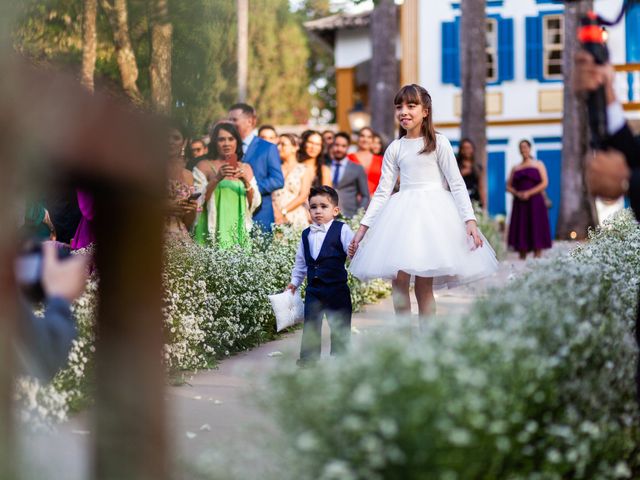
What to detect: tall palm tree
<box><xmin>150</xmin><ymin>0</ymin><xmax>173</xmax><ymax>114</ymax></box>
<box><xmin>460</xmin><ymin>0</ymin><xmax>487</xmax><ymax>200</ymax></box>
<box><xmin>370</xmin><ymin>0</ymin><xmax>398</xmax><ymax>142</ymax></box>
<box><xmin>557</xmin><ymin>1</ymin><xmax>597</xmax><ymax>238</ymax></box>
<box><xmin>81</xmin><ymin>0</ymin><xmax>97</xmax><ymax>92</ymax></box>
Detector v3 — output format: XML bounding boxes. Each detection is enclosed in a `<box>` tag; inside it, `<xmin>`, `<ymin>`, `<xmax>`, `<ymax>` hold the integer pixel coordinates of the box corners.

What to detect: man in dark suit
<box><xmin>228</xmin><ymin>103</ymin><xmax>284</xmax><ymax>231</ymax></box>
<box><xmin>330</xmin><ymin>132</ymin><xmax>370</xmax><ymax>218</ymax></box>
<box><xmin>575</xmin><ymin>50</ymin><xmax>640</xmax><ymax>402</ymax></box>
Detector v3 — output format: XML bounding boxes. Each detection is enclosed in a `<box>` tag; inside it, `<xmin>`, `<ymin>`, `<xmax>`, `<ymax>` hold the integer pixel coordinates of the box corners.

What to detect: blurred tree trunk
<box><xmin>370</xmin><ymin>0</ymin><xmax>398</xmax><ymax>142</ymax></box>
<box><xmin>100</xmin><ymin>0</ymin><xmax>142</xmax><ymax>103</ymax></box>
<box><xmin>81</xmin><ymin>0</ymin><xmax>97</xmax><ymax>92</ymax></box>
<box><xmin>237</xmin><ymin>0</ymin><xmax>248</xmax><ymax>102</ymax></box>
<box><xmin>150</xmin><ymin>0</ymin><xmax>172</xmax><ymax>114</ymax></box>
<box><xmin>557</xmin><ymin>1</ymin><xmax>596</xmax><ymax>239</ymax></box>
<box><xmin>460</xmin><ymin>0</ymin><xmax>487</xmax><ymax>205</ymax></box>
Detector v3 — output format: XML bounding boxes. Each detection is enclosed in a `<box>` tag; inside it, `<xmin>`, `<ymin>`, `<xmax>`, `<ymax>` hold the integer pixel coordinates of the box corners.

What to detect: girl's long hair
<box><xmin>394</xmin><ymin>84</ymin><xmax>437</xmax><ymax>154</ymax></box>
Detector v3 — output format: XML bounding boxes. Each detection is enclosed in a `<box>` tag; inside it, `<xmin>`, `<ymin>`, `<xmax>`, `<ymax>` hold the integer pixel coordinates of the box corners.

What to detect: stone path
<box><xmin>18</xmin><ymin>247</ymin><xmax>573</xmax><ymax>479</ymax></box>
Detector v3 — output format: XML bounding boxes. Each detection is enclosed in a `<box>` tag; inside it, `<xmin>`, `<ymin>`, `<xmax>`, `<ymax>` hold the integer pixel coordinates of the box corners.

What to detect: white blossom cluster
<box><xmin>259</xmin><ymin>210</ymin><xmax>640</xmax><ymax>480</ymax></box>
<box><xmin>14</xmin><ymin>225</ymin><xmax>391</xmax><ymax>426</ymax></box>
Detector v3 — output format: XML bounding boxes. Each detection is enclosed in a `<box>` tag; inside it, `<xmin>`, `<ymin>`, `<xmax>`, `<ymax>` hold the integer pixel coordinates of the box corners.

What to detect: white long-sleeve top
<box><xmin>360</xmin><ymin>133</ymin><xmax>476</xmax><ymax>227</ymax></box>
<box><xmin>290</xmin><ymin>220</ymin><xmax>355</xmax><ymax>287</ymax></box>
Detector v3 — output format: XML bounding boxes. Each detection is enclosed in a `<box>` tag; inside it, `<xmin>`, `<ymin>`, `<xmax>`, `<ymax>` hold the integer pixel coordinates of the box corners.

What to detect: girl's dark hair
<box><xmin>394</xmin><ymin>84</ymin><xmax>437</xmax><ymax>154</ymax></box>
<box><xmin>298</xmin><ymin>129</ymin><xmax>324</xmax><ymax>182</ymax></box>
<box><xmin>519</xmin><ymin>139</ymin><xmax>532</xmax><ymax>148</ymax></box>
<box><xmin>209</xmin><ymin>122</ymin><xmax>244</xmax><ymax>161</ymax></box>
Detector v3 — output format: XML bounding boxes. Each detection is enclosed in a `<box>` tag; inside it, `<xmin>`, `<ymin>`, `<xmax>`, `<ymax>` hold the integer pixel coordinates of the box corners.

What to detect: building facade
<box><xmin>307</xmin><ymin>0</ymin><xmax>640</xmax><ymax>235</ymax></box>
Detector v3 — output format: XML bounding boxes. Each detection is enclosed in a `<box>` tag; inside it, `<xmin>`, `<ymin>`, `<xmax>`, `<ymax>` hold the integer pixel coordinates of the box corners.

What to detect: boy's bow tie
<box><xmin>310</xmin><ymin>224</ymin><xmax>327</xmax><ymax>233</ymax></box>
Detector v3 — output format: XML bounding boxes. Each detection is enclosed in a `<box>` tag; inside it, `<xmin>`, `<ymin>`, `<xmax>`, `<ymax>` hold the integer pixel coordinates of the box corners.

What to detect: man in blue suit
<box><xmin>228</xmin><ymin>103</ymin><xmax>284</xmax><ymax>231</ymax></box>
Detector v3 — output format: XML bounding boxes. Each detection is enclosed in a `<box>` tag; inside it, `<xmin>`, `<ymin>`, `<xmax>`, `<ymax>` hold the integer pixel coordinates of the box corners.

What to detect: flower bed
<box><xmin>259</xmin><ymin>211</ymin><xmax>640</xmax><ymax>480</ymax></box>
<box><xmin>16</xmin><ymin>224</ymin><xmax>391</xmax><ymax>426</ymax></box>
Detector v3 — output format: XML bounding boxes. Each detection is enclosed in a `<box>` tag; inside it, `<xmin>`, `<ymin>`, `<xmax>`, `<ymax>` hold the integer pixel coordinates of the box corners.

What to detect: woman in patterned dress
<box><xmin>273</xmin><ymin>133</ymin><xmax>313</xmax><ymax>229</ymax></box>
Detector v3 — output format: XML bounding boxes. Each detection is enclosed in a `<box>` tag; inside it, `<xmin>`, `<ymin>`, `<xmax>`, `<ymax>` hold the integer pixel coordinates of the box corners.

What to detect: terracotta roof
<box><xmin>304</xmin><ymin>11</ymin><xmax>371</xmax><ymax>33</ymax></box>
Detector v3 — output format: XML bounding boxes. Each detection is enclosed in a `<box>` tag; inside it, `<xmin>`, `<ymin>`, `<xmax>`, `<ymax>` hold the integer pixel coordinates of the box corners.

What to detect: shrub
<box><xmin>259</xmin><ymin>210</ymin><xmax>640</xmax><ymax>480</ymax></box>
<box><xmin>16</xmin><ymin>224</ymin><xmax>390</xmax><ymax>425</ymax></box>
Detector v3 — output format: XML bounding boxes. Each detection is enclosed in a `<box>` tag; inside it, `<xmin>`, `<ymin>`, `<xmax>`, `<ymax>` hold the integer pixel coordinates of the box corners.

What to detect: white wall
<box><xmin>334</xmin><ymin>27</ymin><xmax>402</xmax><ymax>69</ymax></box>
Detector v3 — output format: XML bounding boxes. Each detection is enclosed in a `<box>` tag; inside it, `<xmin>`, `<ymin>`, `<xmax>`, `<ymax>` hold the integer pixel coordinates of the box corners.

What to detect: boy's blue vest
<box><xmin>302</xmin><ymin>221</ymin><xmax>348</xmax><ymax>287</ymax></box>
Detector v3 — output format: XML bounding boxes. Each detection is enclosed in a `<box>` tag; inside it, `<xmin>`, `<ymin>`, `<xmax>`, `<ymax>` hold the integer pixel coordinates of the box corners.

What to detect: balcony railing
<box><xmin>614</xmin><ymin>63</ymin><xmax>640</xmax><ymax>109</ymax></box>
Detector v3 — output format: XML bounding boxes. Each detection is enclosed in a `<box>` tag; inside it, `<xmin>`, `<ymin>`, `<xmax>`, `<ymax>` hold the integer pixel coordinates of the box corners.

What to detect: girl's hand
<box><xmin>286</xmin><ymin>283</ymin><xmax>297</xmax><ymax>294</ymax></box>
<box><xmin>348</xmin><ymin>225</ymin><xmax>369</xmax><ymax>258</ymax></box>
<box><xmin>466</xmin><ymin>220</ymin><xmax>483</xmax><ymax>249</ymax></box>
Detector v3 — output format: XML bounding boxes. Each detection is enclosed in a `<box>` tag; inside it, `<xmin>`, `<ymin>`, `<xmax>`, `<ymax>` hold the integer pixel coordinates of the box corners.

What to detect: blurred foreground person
<box><xmin>16</xmin><ymin>242</ymin><xmax>89</xmax><ymax>381</ymax></box>
<box><xmin>574</xmin><ymin>49</ymin><xmax>640</xmax><ymax>403</ymax></box>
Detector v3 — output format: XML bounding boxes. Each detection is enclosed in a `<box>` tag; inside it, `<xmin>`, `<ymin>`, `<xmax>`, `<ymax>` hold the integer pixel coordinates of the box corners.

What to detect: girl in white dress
<box><xmin>349</xmin><ymin>84</ymin><xmax>498</xmax><ymax>318</ymax></box>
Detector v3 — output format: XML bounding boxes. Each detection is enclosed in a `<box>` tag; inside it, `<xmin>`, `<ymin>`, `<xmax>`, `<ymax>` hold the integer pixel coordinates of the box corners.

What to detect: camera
<box><xmin>15</xmin><ymin>241</ymin><xmax>72</xmax><ymax>303</ymax></box>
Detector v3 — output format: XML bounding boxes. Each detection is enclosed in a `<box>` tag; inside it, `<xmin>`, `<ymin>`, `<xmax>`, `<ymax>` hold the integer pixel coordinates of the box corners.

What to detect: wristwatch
<box><xmin>282</xmin><ymin>208</ymin><xmax>288</xmax><ymax>216</ymax></box>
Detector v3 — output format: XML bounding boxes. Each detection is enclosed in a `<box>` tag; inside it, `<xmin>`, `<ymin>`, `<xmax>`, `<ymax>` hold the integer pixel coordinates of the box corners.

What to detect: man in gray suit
<box><xmin>330</xmin><ymin>132</ymin><xmax>370</xmax><ymax>218</ymax></box>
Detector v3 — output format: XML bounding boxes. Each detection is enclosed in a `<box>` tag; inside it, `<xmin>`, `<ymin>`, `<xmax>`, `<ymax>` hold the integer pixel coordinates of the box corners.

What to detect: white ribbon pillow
<box><xmin>268</xmin><ymin>290</ymin><xmax>304</xmax><ymax>332</ymax></box>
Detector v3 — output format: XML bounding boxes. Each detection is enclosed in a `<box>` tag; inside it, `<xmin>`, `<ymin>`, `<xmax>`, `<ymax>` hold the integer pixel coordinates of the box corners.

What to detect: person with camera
<box><xmin>574</xmin><ymin>50</ymin><xmax>639</xmax><ymax>212</ymax></box>
<box><xmin>574</xmin><ymin>49</ymin><xmax>640</xmax><ymax>402</ymax></box>
<box><xmin>17</xmin><ymin>242</ymin><xmax>89</xmax><ymax>382</ymax></box>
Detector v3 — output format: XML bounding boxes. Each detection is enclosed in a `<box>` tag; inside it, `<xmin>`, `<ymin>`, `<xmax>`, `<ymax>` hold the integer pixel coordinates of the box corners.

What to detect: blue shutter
<box><xmin>498</xmin><ymin>18</ymin><xmax>514</xmax><ymax>82</ymax></box>
<box><xmin>442</xmin><ymin>20</ymin><xmax>460</xmax><ymax>86</ymax></box>
<box><xmin>626</xmin><ymin>3</ymin><xmax>640</xmax><ymax>62</ymax></box>
<box><xmin>525</xmin><ymin>16</ymin><xmax>543</xmax><ymax>80</ymax></box>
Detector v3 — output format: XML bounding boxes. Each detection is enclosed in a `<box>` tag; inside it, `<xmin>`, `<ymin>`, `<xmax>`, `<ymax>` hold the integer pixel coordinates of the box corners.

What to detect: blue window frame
<box><xmin>526</xmin><ymin>10</ymin><xmax>564</xmax><ymax>83</ymax></box>
<box><xmin>625</xmin><ymin>2</ymin><xmax>640</xmax><ymax>101</ymax></box>
<box><xmin>487</xmin><ymin>151</ymin><xmax>506</xmax><ymax>216</ymax></box>
<box><xmin>442</xmin><ymin>15</ymin><xmax>514</xmax><ymax>86</ymax></box>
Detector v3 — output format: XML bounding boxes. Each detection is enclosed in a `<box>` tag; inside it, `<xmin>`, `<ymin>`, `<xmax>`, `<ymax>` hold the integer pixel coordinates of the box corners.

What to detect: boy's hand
<box><xmin>348</xmin><ymin>240</ymin><xmax>359</xmax><ymax>258</ymax></box>
<box><xmin>286</xmin><ymin>284</ymin><xmax>297</xmax><ymax>294</ymax></box>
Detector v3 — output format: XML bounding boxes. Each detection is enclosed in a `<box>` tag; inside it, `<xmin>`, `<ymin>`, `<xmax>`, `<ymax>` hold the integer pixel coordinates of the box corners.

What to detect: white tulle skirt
<box><xmin>349</xmin><ymin>187</ymin><xmax>499</xmax><ymax>289</ymax></box>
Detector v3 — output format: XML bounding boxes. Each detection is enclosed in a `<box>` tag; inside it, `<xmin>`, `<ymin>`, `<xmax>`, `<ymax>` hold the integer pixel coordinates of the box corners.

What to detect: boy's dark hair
<box><xmin>228</xmin><ymin>103</ymin><xmax>256</xmax><ymax>117</ymax></box>
<box><xmin>334</xmin><ymin>131</ymin><xmax>351</xmax><ymax>144</ymax></box>
<box><xmin>258</xmin><ymin>124</ymin><xmax>276</xmax><ymax>135</ymax></box>
<box><xmin>309</xmin><ymin>185</ymin><xmax>339</xmax><ymax>206</ymax></box>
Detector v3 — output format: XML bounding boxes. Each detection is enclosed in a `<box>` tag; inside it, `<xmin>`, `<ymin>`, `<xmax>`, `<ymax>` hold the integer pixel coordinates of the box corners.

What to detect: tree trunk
<box><xmin>100</xmin><ymin>0</ymin><xmax>142</xmax><ymax>103</ymax></box>
<box><xmin>460</xmin><ymin>0</ymin><xmax>487</xmax><ymax>206</ymax></box>
<box><xmin>81</xmin><ymin>0</ymin><xmax>97</xmax><ymax>92</ymax></box>
<box><xmin>557</xmin><ymin>1</ymin><xmax>597</xmax><ymax>239</ymax></box>
<box><xmin>237</xmin><ymin>0</ymin><xmax>248</xmax><ymax>102</ymax></box>
<box><xmin>370</xmin><ymin>0</ymin><xmax>398</xmax><ymax>142</ymax></box>
<box><xmin>150</xmin><ymin>0</ymin><xmax>172</xmax><ymax>114</ymax></box>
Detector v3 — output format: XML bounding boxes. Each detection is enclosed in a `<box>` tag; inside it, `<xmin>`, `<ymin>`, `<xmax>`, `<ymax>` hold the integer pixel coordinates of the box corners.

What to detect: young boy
<box><xmin>287</xmin><ymin>186</ymin><xmax>354</xmax><ymax>365</ymax></box>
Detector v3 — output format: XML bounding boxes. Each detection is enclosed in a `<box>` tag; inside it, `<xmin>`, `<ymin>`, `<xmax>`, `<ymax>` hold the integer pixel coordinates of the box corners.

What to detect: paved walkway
<box><xmin>18</xmin><ymin>247</ymin><xmax>572</xmax><ymax>479</ymax></box>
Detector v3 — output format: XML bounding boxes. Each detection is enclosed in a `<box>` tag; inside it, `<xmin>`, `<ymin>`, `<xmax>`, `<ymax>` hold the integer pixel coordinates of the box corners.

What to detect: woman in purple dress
<box><xmin>507</xmin><ymin>139</ymin><xmax>552</xmax><ymax>259</ymax></box>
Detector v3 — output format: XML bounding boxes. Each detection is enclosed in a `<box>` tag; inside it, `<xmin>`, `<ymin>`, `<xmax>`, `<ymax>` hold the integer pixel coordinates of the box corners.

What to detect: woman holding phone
<box><xmin>193</xmin><ymin>122</ymin><xmax>261</xmax><ymax>249</ymax></box>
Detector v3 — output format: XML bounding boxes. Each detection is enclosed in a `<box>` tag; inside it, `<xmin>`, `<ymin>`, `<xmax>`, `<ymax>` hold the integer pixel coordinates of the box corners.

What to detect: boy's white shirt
<box><xmin>290</xmin><ymin>219</ymin><xmax>355</xmax><ymax>288</ymax></box>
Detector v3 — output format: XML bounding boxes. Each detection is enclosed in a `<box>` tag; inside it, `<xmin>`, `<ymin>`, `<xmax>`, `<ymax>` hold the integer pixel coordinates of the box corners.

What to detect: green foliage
<box><xmin>13</xmin><ymin>0</ymin><xmax>313</xmax><ymax>130</ymax></box>
<box><xmin>251</xmin><ymin>210</ymin><xmax>640</xmax><ymax>480</ymax></box>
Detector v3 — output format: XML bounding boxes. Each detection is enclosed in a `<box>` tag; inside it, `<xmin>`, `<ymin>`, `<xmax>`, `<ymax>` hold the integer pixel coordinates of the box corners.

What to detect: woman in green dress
<box><xmin>193</xmin><ymin>122</ymin><xmax>261</xmax><ymax>249</ymax></box>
